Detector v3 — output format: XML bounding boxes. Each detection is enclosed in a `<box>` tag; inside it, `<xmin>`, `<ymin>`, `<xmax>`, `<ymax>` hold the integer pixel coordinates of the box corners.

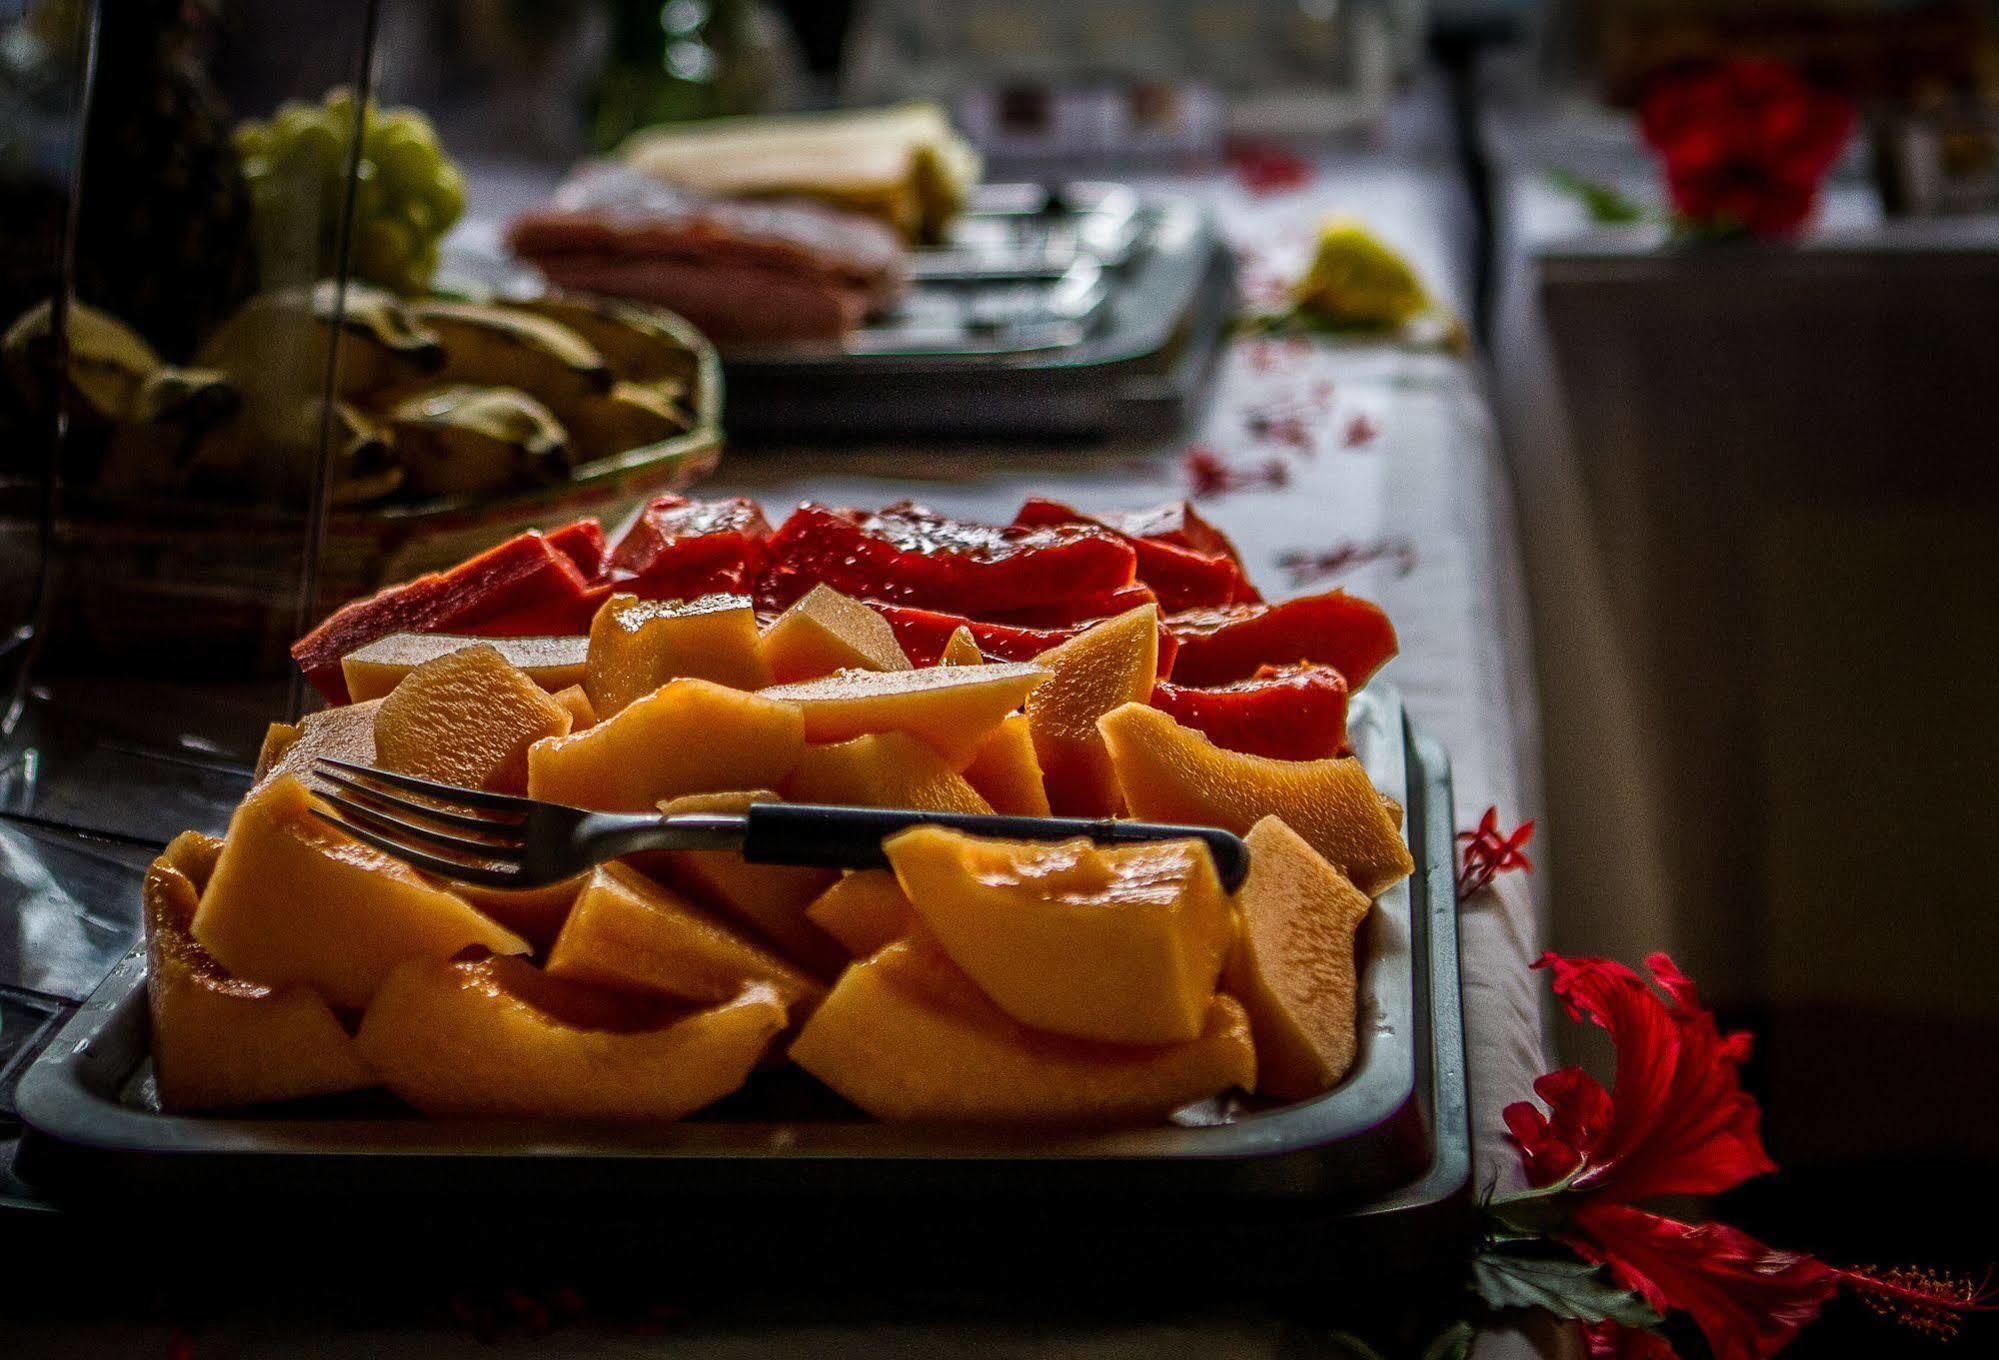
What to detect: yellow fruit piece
<box><xmin>938</xmin><ymin>626</ymin><xmax>985</xmax><ymax>666</ymax></box>
<box><xmin>550</xmin><ymin>684</ymin><xmax>596</xmax><ymax>729</ymax></box>
<box><xmin>586</xmin><ymin>592</ymin><xmax>771</xmax><ymax>718</ymax></box>
<box><xmin>145</xmin><ymin>832</ymin><xmax>373</xmax><ymax>1111</ymax></box>
<box><xmin>545</xmin><ymin>861</ymin><xmax>825</xmax><ymax>1013</ymax></box>
<box><xmin>252</xmin><ymin>699</ymin><xmax>380</xmax><ymax>787</ymax></box>
<box><xmin>760</xmin><ymin>661</ymin><xmax>1046</xmax><ymax>769</ymax></box>
<box><xmin>805</xmin><ymin>870</ymin><xmax>916</xmax><ymax>958</ymax></box>
<box><xmin>786</xmin><ymin>731</ymin><xmax>992</xmax><ymax>815</ymax></box>
<box><xmin>887</xmin><ymin>827</ymin><xmax>1234</xmax><ymax>1044</ymax></box>
<box><xmin>650</xmin><ymin>790</ymin><xmax>845</xmax><ymax>976</ymax></box>
<box><xmin>1025</xmin><ymin>606</ymin><xmax>1159</xmax><ymax>816</ymax></box>
<box><xmin>341</xmin><ymin>632</ymin><xmax>587</xmax><ymax>703</ymax></box>
<box><xmin>1292</xmin><ymin>218</ymin><xmax>1433</xmax><ymax>329</ymax></box>
<box><xmin>453</xmin><ymin>875</ymin><xmax>588</xmax><ymax>950</ymax></box>
<box><xmin>760</xmin><ymin>584</ymin><xmax>911</xmax><ymax>683</ymax></box>
<box><xmin>356</xmin><ymin>954</ymin><xmax>785</xmax><ymax>1121</ymax></box>
<box><xmin>790</xmin><ymin>940</ymin><xmax>1256</xmax><ymax>1125</ymax></box>
<box><xmin>1225</xmin><ymin>816</ymin><xmax>1373</xmax><ymax>1099</ymax></box>
<box><xmin>374</xmin><ymin>644</ymin><xmax>572</xmax><ymax>794</ymax></box>
<box><xmin>191</xmin><ymin>774</ymin><xmax>529</xmax><ymax>1010</ymax></box>
<box><xmin>527</xmin><ymin>678</ymin><xmax>803</xmax><ymax>811</ymax></box>
<box><xmin>961</xmin><ymin>712</ymin><xmax>1050</xmax><ymax>816</ymax></box>
<box><xmin>1098</xmin><ymin>703</ymin><xmax>1414</xmax><ymax>897</ymax></box>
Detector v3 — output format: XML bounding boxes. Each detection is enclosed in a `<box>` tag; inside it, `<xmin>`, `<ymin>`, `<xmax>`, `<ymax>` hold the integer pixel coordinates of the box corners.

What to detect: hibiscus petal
<box><xmin>1580</xmin><ymin>1320</ymin><xmax>1678</xmax><ymax>1360</ymax></box>
<box><xmin>1504</xmin><ymin>1098</ymin><xmax>1582</xmax><ymax>1188</ymax></box>
<box><xmin>1566</xmin><ymin>1205</ymin><xmax>1839</xmax><ymax>1360</ymax></box>
<box><xmin>1530</xmin><ymin>952</ymin><xmax>1775</xmax><ymax>1203</ymax></box>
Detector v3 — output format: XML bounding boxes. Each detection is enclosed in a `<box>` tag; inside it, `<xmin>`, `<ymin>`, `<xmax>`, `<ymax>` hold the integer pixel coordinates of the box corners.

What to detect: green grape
<box><xmin>371</xmin><ymin>106</ymin><xmax>437</xmax><ymax>147</ymax></box>
<box><xmin>372</xmin><ymin>126</ymin><xmax>438</xmax><ymax>200</ymax></box>
<box><xmin>355</xmin><ymin>218</ymin><xmax>414</xmax><ymax>285</ymax></box>
<box><xmin>239</xmin><ymin>88</ymin><xmax>463</xmax><ymax>294</ymax></box>
<box><xmin>322</xmin><ymin>84</ymin><xmax>357</xmax><ymax>129</ymax></box>
<box><xmin>426</xmin><ymin>164</ymin><xmax>466</xmax><ymax>231</ymax></box>
<box><xmin>350</xmin><ymin>160</ymin><xmax>386</xmax><ymax>222</ymax></box>
<box><xmin>400</xmin><ymin>196</ymin><xmax>435</xmax><ymax>238</ymax></box>
<box><xmin>233</xmin><ymin>122</ymin><xmax>270</xmax><ymax>161</ymax></box>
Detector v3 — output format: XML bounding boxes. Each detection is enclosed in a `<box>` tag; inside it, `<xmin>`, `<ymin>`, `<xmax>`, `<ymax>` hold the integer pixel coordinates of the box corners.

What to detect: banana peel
<box><xmin>562</xmin><ymin>381</ymin><xmax>692</xmax><ymax>463</ymax></box>
<box><xmin>385</xmin><ymin>383</ymin><xmax>570</xmax><ymax>497</ymax></box>
<box><xmin>408</xmin><ymin>300</ymin><xmax>611</xmax><ymax>417</ymax></box>
<box><xmin>514</xmin><ymin>295</ymin><xmax>699</xmax><ymax>388</ymax></box>
<box><xmin>195</xmin><ymin>281</ymin><xmax>445</xmax><ymax>402</ymax></box>
<box><xmin>3</xmin><ymin>299</ymin><xmax>166</xmax><ymax>425</ymax></box>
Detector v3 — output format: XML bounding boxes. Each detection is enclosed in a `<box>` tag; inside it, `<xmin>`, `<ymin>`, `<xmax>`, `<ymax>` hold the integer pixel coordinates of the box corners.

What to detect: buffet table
<box><xmin>0</xmin><ymin>150</ymin><xmax>1556</xmax><ymax>1358</ymax></box>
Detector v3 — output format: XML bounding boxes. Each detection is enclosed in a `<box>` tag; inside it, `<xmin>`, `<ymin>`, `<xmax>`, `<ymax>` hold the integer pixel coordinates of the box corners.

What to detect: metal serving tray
<box><xmin>721</xmin><ymin>185</ymin><xmax>1235</xmax><ymax>440</ymax></box>
<box><xmin>13</xmin><ymin>689</ymin><xmax>1464</xmax><ymax>1221</ymax></box>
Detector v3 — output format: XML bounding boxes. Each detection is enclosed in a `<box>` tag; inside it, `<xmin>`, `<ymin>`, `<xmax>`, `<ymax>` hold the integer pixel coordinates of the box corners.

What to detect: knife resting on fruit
<box><xmin>310</xmin><ymin>758</ymin><xmax>1251</xmax><ymax>892</ymax></box>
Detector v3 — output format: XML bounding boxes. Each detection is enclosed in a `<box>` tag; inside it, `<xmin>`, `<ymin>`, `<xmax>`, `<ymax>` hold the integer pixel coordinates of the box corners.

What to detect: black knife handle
<box><xmin>739</xmin><ymin>802</ymin><xmax>1251</xmax><ymax>892</ymax></box>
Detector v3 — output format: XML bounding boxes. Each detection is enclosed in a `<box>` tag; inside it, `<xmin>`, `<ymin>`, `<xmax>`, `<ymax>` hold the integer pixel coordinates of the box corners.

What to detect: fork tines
<box><xmin>308</xmin><ymin>758</ymin><xmax>532</xmax><ymax>888</ymax></box>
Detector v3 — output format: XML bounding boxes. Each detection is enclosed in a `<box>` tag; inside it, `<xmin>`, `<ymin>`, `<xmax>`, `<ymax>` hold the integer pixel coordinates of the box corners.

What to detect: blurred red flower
<box><xmin>1638</xmin><ymin>60</ymin><xmax>1853</xmax><ymax>238</ymax></box>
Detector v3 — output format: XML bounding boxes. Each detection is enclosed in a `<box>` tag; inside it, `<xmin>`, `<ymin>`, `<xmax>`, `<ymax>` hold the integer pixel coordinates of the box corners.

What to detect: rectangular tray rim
<box><xmin>15</xmin><ymin>688</ymin><xmax>1442</xmax><ymax>1193</ymax></box>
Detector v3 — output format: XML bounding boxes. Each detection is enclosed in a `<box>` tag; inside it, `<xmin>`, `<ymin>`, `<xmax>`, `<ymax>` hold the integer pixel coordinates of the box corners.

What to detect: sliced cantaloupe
<box><xmin>1097</xmin><ymin>702</ymin><xmax>1414</xmax><ymax>897</ymax></box>
<box><xmin>342</xmin><ymin>632</ymin><xmax>588</xmax><ymax>704</ymax></box>
<box><xmin>789</xmin><ymin>939</ymin><xmax>1256</xmax><ymax>1125</ymax></box>
<box><xmin>960</xmin><ymin>712</ymin><xmax>1050</xmax><ymax>816</ymax></box>
<box><xmin>886</xmin><ymin>827</ymin><xmax>1235</xmax><ymax>1044</ymax></box>
<box><xmin>544</xmin><ymin>861</ymin><xmax>826</xmax><ymax>1014</ymax></box>
<box><xmin>1224</xmin><ymin>816</ymin><xmax>1373</xmax><ymax>1099</ymax></box>
<box><xmin>550</xmin><ymin>684</ymin><xmax>596</xmax><ymax>729</ymax></box>
<box><xmin>786</xmin><ymin>731</ymin><xmax>993</xmax><ymax>815</ymax></box>
<box><xmin>452</xmin><ymin>875</ymin><xmax>589</xmax><ymax>950</ymax></box>
<box><xmin>191</xmin><ymin>774</ymin><xmax>529</xmax><ymax>1010</ymax></box>
<box><xmin>938</xmin><ymin>626</ymin><xmax>985</xmax><ymax>666</ymax></box>
<box><xmin>356</xmin><ymin>954</ymin><xmax>786</xmax><ymax>1120</ymax></box>
<box><xmin>1025</xmin><ymin>606</ymin><xmax>1159</xmax><ymax>816</ymax></box>
<box><xmin>527</xmin><ymin>678</ymin><xmax>804</xmax><ymax>811</ymax></box>
<box><xmin>649</xmin><ymin>790</ymin><xmax>846</xmax><ymax>976</ymax></box>
<box><xmin>805</xmin><ymin>870</ymin><xmax>917</xmax><ymax>958</ymax></box>
<box><xmin>252</xmin><ymin>700</ymin><xmax>380</xmax><ymax>787</ymax></box>
<box><xmin>373</xmin><ymin>644</ymin><xmax>573</xmax><ymax>795</ymax></box>
<box><xmin>585</xmin><ymin>592</ymin><xmax>770</xmax><ymax>718</ymax></box>
<box><xmin>758</xmin><ymin>662</ymin><xmax>1046</xmax><ymax>770</ymax></box>
<box><xmin>145</xmin><ymin>831</ymin><xmax>374</xmax><ymax>1111</ymax></box>
<box><xmin>761</xmin><ymin>584</ymin><xmax>911</xmax><ymax>683</ymax></box>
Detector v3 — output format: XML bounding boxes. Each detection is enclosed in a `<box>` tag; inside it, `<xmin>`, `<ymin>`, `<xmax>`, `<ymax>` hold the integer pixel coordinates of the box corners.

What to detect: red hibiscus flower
<box><xmin>1504</xmin><ymin>953</ymin><xmax>1774</xmax><ymax>1204</ymax></box>
<box><xmin>1568</xmin><ymin>1207</ymin><xmax>1838</xmax><ymax>1360</ymax></box>
<box><xmin>1637</xmin><ymin>60</ymin><xmax>1853</xmax><ymax>238</ymax></box>
<box><xmin>1502</xmin><ymin>951</ymin><xmax>1994</xmax><ymax>1360</ymax></box>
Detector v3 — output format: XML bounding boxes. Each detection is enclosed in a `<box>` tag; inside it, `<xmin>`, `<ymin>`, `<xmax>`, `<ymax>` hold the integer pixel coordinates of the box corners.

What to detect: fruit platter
<box><xmin>15</xmin><ymin>494</ymin><xmax>1465</xmax><ymax>1207</ymax></box>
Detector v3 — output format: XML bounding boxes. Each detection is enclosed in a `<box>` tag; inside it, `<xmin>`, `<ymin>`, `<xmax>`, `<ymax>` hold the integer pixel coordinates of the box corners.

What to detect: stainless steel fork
<box><xmin>308</xmin><ymin>758</ymin><xmax>1252</xmax><ymax>892</ymax></box>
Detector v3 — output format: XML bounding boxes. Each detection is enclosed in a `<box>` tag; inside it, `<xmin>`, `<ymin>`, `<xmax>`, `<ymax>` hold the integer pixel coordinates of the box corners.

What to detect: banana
<box><xmin>3</xmin><ymin>299</ymin><xmax>167</xmax><ymax>425</ymax></box>
<box><xmin>563</xmin><ymin>380</ymin><xmax>694</xmax><ymax>463</ymax></box>
<box><xmin>407</xmin><ymin>300</ymin><xmax>611</xmax><ymax>417</ymax></box>
<box><xmin>329</xmin><ymin>401</ymin><xmax>404</xmax><ymax>506</ymax></box>
<box><xmin>385</xmin><ymin>383</ymin><xmax>570</xmax><ymax>498</ymax></box>
<box><xmin>195</xmin><ymin>281</ymin><xmax>444</xmax><ymax>402</ymax></box>
<box><xmin>511</xmin><ymin>295</ymin><xmax>699</xmax><ymax>388</ymax></box>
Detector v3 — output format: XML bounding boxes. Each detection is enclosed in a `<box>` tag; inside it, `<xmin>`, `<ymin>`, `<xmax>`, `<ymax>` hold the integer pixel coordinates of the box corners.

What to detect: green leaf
<box><xmin>1547</xmin><ymin>169</ymin><xmax>1646</xmax><ymax>225</ymax></box>
<box><xmin>1469</xmin><ymin>1248</ymin><xmax>1665</xmax><ymax>1329</ymax></box>
<box><xmin>1322</xmin><ymin>1329</ymin><xmax>1390</xmax><ymax>1360</ymax></box>
<box><xmin>1420</xmin><ymin>1320</ymin><xmax>1477</xmax><ymax>1360</ymax></box>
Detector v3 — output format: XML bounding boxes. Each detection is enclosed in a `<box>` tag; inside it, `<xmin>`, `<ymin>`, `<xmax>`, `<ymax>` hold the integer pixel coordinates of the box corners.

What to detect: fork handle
<box><xmin>738</xmin><ymin>803</ymin><xmax>1251</xmax><ymax>892</ymax></box>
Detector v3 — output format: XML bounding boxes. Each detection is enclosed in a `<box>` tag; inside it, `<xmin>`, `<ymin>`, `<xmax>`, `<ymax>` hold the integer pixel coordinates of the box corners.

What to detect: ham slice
<box><xmin>507</xmin><ymin>166</ymin><xmax>906</xmax><ymax>346</ymax></box>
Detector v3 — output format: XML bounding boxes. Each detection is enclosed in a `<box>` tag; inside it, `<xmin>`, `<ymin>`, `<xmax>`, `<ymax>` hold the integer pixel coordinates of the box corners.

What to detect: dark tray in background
<box><xmin>4</xmin><ymin>695</ymin><xmax>1468</xmax><ymax>1281</ymax></box>
<box><xmin>722</xmin><ymin>184</ymin><xmax>1237</xmax><ymax>442</ymax></box>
